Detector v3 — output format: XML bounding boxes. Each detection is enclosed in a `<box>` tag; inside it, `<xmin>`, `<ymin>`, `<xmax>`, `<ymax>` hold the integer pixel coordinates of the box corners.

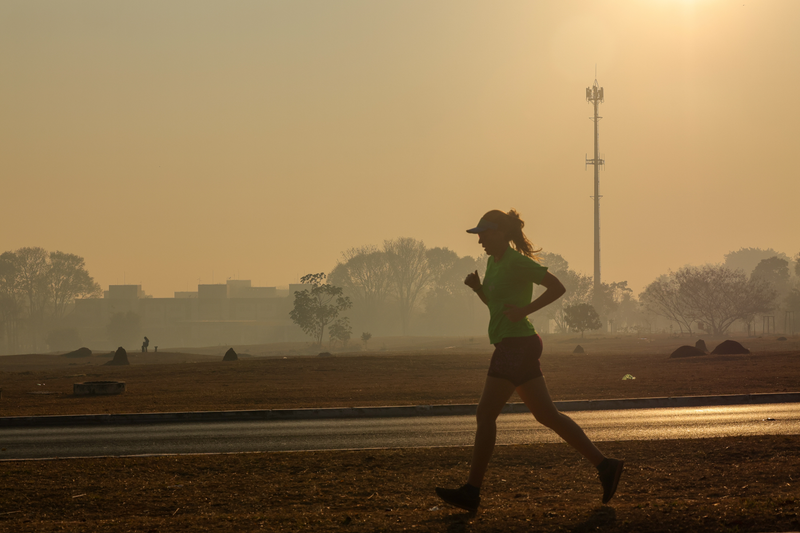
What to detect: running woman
<box><xmin>435</xmin><ymin>209</ymin><xmax>624</xmax><ymax>512</ymax></box>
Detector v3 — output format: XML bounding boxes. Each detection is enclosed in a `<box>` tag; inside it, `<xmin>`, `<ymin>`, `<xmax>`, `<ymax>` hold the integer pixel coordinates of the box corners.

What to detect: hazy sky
<box><xmin>2</xmin><ymin>1</ymin><xmax>798</xmax><ymax>298</ymax></box>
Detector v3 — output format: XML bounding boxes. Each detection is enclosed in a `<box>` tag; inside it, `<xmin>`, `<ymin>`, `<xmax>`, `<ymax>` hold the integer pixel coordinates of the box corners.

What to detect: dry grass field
<box><xmin>0</xmin><ymin>334</ymin><xmax>798</xmax><ymax>417</ymax></box>
<box><xmin>1</xmin><ymin>334</ymin><xmax>799</xmax><ymax>532</ymax></box>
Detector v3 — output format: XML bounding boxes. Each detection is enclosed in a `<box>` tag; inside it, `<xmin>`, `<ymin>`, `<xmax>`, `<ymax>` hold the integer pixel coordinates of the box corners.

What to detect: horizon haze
<box><xmin>2</xmin><ymin>1</ymin><xmax>798</xmax><ymax>297</ymax></box>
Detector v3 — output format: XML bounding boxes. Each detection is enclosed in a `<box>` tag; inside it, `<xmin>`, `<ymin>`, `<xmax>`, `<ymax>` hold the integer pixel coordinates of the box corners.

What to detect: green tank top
<box><xmin>482</xmin><ymin>247</ymin><xmax>548</xmax><ymax>344</ymax></box>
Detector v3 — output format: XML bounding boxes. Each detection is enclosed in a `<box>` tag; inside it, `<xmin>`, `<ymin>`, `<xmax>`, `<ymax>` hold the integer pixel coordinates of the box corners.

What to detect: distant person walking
<box><xmin>142</xmin><ymin>336</ymin><xmax>150</xmax><ymax>353</ymax></box>
<box><xmin>435</xmin><ymin>209</ymin><xmax>624</xmax><ymax>513</ymax></box>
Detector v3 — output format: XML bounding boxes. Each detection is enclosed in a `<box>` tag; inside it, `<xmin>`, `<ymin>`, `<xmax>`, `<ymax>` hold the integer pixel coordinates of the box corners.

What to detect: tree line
<box><xmin>291</xmin><ymin>238</ymin><xmax>644</xmax><ymax>341</ymax></box>
<box><xmin>3</xmin><ymin>243</ymin><xmax>797</xmax><ymax>354</ymax></box>
<box><xmin>640</xmin><ymin>249</ymin><xmax>800</xmax><ymax>336</ymax></box>
<box><xmin>326</xmin><ymin>237</ymin><xmax>488</xmax><ymax>337</ymax></box>
<box><xmin>294</xmin><ymin>242</ymin><xmax>800</xmax><ymax>342</ymax></box>
<box><xmin>0</xmin><ymin>247</ymin><xmax>101</xmax><ymax>353</ymax></box>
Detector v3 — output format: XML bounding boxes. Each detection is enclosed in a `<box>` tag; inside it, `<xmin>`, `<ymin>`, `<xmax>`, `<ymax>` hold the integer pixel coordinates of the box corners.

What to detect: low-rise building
<box><xmin>72</xmin><ymin>280</ymin><xmax>311</xmax><ymax>350</ymax></box>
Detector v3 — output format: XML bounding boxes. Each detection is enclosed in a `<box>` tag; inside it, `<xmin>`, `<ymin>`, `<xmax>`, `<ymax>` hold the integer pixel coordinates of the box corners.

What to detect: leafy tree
<box><xmin>786</xmin><ymin>289</ymin><xmax>800</xmax><ymax>331</ymax></box>
<box><xmin>290</xmin><ymin>273</ymin><xmax>352</xmax><ymax>346</ymax></box>
<box><xmin>537</xmin><ymin>252</ymin><xmax>570</xmax><ymax>274</ymax></box>
<box><xmin>598</xmin><ymin>282</ymin><xmax>643</xmax><ymax>333</ymax></box>
<box><xmin>360</xmin><ymin>331</ymin><xmax>372</xmax><ymax>349</ymax></box>
<box><xmin>328</xmin><ymin>317</ymin><xmax>353</xmax><ymax>348</ymax></box>
<box><xmin>563</xmin><ymin>303</ymin><xmax>602</xmax><ymax>338</ymax></box>
<box><xmin>750</xmin><ymin>256</ymin><xmax>792</xmax><ymax>311</ymax></box>
<box><xmin>550</xmin><ymin>269</ymin><xmax>593</xmax><ymax>333</ymax></box>
<box><xmin>107</xmin><ymin>311</ymin><xmax>141</xmax><ymax>347</ymax></box>
<box><xmin>751</xmin><ymin>256</ymin><xmax>791</xmax><ymax>286</ymax></box>
<box><xmin>330</xmin><ymin>241</ymin><xmax>486</xmax><ymax>336</ymax></box>
<box><xmin>592</xmin><ymin>280</ymin><xmax>633</xmax><ymax>329</ymax></box>
<box><xmin>724</xmin><ymin>247</ymin><xmax>790</xmax><ymax>277</ymax></box>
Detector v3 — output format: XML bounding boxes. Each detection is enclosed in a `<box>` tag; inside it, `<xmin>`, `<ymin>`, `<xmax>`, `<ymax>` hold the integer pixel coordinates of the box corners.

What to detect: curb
<box><xmin>1</xmin><ymin>392</ymin><xmax>798</xmax><ymax>428</ymax></box>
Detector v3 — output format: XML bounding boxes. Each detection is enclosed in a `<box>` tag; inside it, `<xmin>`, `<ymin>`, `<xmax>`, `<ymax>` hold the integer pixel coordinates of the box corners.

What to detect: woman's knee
<box><xmin>475</xmin><ymin>406</ymin><xmax>500</xmax><ymax>427</ymax></box>
<box><xmin>532</xmin><ymin>407</ymin><xmax>563</xmax><ymax>427</ymax></box>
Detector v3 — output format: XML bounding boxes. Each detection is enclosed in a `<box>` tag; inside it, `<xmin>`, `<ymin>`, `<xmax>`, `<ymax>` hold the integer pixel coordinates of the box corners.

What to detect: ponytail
<box><xmin>476</xmin><ymin>208</ymin><xmax>542</xmax><ymax>259</ymax></box>
<box><xmin>505</xmin><ymin>209</ymin><xmax>541</xmax><ymax>259</ymax></box>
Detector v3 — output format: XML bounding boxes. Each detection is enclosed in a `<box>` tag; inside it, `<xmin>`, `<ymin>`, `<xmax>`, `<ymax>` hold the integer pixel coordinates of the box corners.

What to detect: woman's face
<box><xmin>477</xmin><ymin>228</ymin><xmax>508</xmax><ymax>257</ymax></box>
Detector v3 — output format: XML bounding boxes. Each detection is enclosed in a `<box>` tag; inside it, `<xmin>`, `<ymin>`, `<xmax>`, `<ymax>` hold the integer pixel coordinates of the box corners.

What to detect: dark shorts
<box><xmin>487</xmin><ymin>335</ymin><xmax>543</xmax><ymax>387</ymax></box>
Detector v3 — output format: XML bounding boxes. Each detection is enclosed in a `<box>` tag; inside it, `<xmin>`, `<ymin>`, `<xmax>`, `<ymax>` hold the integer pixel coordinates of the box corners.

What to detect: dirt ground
<box><xmin>1</xmin><ymin>436</ymin><xmax>798</xmax><ymax>532</ymax></box>
<box><xmin>0</xmin><ymin>334</ymin><xmax>799</xmax><ymax>417</ymax></box>
<box><xmin>1</xmin><ymin>334</ymin><xmax>799</xmax><ymax>532</ymax></box>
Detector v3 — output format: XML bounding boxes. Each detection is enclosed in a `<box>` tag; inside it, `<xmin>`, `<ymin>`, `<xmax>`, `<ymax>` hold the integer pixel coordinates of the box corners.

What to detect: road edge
<box><xmin>2</xmin><ymin>392</ymin><xmax>799</xmax><ymax>428</ymax></box>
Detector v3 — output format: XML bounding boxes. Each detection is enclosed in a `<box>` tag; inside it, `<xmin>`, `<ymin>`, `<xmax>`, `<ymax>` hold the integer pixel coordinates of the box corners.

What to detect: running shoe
<box><xmin>435</xmin><ymin>486</ymin><xmax>480</xmax><ymax>512</ymax></box>
<box><xmin>598</xmin><ymin>458</ymin><xmax>624</xmax><ymax>504</ymax></box>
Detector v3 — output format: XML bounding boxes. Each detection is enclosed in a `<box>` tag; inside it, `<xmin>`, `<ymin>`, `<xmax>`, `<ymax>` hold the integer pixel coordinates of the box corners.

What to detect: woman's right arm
<box><xmin>464</xmin><ymin>270</ymin><xmax>489</xmax><ymax>306</ymax></box>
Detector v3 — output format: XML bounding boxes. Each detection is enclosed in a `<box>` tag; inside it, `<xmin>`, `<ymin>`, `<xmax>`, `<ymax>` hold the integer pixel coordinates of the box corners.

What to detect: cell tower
<box><xmin>585</xmin><ymin>79</ymin><xmax>604</xmax><ymax>298</ymax></box>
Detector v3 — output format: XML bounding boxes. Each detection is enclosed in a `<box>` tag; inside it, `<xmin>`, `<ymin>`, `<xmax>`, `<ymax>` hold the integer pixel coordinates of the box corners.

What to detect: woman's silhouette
<box><xmin>435</xmin><ymin>209</ymin><xmax>624</xmax><ymax>512</ymax></box>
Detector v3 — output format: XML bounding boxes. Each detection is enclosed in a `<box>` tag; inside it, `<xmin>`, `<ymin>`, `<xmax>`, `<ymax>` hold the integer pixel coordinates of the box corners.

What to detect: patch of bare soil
<box><xmin>1</xmin><ymin>336</ymin><xmax>799</xmax><ymax>531</ymax></box>
<box><xmin>0</xmin><ymin>436</ymin><xmax>798</xmax><ymax>532</ymax></box>
<box><xmin>0</xmin><ymin>334</ymin><xmax>798</xmax><ymax>417</ymax></box>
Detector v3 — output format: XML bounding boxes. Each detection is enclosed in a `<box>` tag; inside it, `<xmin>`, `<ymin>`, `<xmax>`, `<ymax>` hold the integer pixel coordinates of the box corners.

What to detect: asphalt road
<box><xmin>1</xmin><ymin>403</ymin><xmax>798</xmax><ymax>460</ymax></box>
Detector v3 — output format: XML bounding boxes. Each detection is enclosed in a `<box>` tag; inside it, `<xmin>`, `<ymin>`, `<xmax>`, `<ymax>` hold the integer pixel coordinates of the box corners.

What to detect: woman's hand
<box><xmin>503</xmin><ymin>303</ymin><xmax>528</xmax><ymax>323</ymax></box>
<box><xmin>464</xmin><ymin>270</ymin><xmax>481</xmax><ymax>292</ymax></box>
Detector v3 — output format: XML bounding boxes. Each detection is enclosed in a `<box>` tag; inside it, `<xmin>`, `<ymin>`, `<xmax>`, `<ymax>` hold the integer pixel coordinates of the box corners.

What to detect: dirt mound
<box><xmin>62</xmin><ymin>347</ymin><xmax>92</xmax><ymax>358</ymax></box>
<box><xmin>670</xmin><ymin>345</ymin><xmax>706</xmax><ymax>358</ymax></box>
<box><xmin>695</xmin><ymin>339</ymin><xmax>708</xmax><ymax>353</ymax></box>
<box><xmin>572</xmin><ymin>345</ymin><xmax>585</xmax><ymax>354</ymax></box>
<box><xmin>711</xmin><ymin>340</ymin><xmax>750</xmax><ymax>355</ymax></box>
<box><xmin>105</xmin><ymin>347</ymin><xmax>130</xmax><ymax>366</ymax></box>
<box><xmin>222</xmin><ymin>348</ymin><xmax>238</xmax><ymax>361</ymax></box>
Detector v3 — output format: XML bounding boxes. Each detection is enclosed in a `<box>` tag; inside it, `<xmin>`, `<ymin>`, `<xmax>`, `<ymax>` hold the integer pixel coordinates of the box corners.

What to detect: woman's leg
<box><xmin>516</xmin><ymin>376</ymin><xmax>605</xmax><ymax>466</ymax></box>
<box><xmin>467</xmin><ymin>376</ymin><xmax>517</xmax><ymax>487</ymax></box>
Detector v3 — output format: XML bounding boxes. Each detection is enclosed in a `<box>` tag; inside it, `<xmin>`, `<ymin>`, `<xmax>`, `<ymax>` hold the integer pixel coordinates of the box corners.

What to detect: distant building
<box><xmin>71</xmin><ymin>279</ymin><xmax>311</xmax><ymax>350</ymax></box>
<box><xmin>105</xmin><ymin>285</ymin><xmax>146</xmax><ymax>300</ymax></box>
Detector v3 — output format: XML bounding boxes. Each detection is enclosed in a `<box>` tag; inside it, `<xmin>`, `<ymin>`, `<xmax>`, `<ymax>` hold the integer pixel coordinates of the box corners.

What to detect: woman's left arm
<box><xmin>503</xmin><ymin>271</ymin><xmax>566</xmax><ymax>323</ymax></box>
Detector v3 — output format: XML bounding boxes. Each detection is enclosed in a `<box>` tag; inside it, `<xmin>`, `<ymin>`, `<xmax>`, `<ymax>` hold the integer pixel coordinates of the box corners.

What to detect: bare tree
<box><xmin>0</xmin><ymin>252</ymin><xmax>23</xmax><ymax>353</ymax></box>
<box><xmin>639</xmin><ymin>274</ymin><xmax>696</xmax><ymax>335</ymax></box>
<box><xmin>0</xmin><ymin>248</ymin><xmax>102</xmax><ymax>353</ymax></box>
<box><xmin>384</xmin><ymin>237</ymin><xmax>432</xmax><ymax>335</ymax></box>
<box><xmin>675</xmin><ymin>265</ymin><xmax>776</xmax><ymax>336</ymax></box>
<box><xmin>13</xmin><ymin>247</ymin><xmax>50</xmax><ymax>327</ymax></box>
<box><xmin>328</xmin><ymin>245</ymin><xmax>392</xmax><ymax>332</ymax></box>
<box><xmin>332</xmin><ymin>246</ymin><xmax>392</xmax><ymax>310</ymax></box>
<box><xmin>48</xmin><ymin>251</ymin><xmax>102</xmax><ymax>320</ymax></box>
<box><xmin>421</xmin><ymin>248</ymin><xmax>486</xmax><ymax>336</ymax></box>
